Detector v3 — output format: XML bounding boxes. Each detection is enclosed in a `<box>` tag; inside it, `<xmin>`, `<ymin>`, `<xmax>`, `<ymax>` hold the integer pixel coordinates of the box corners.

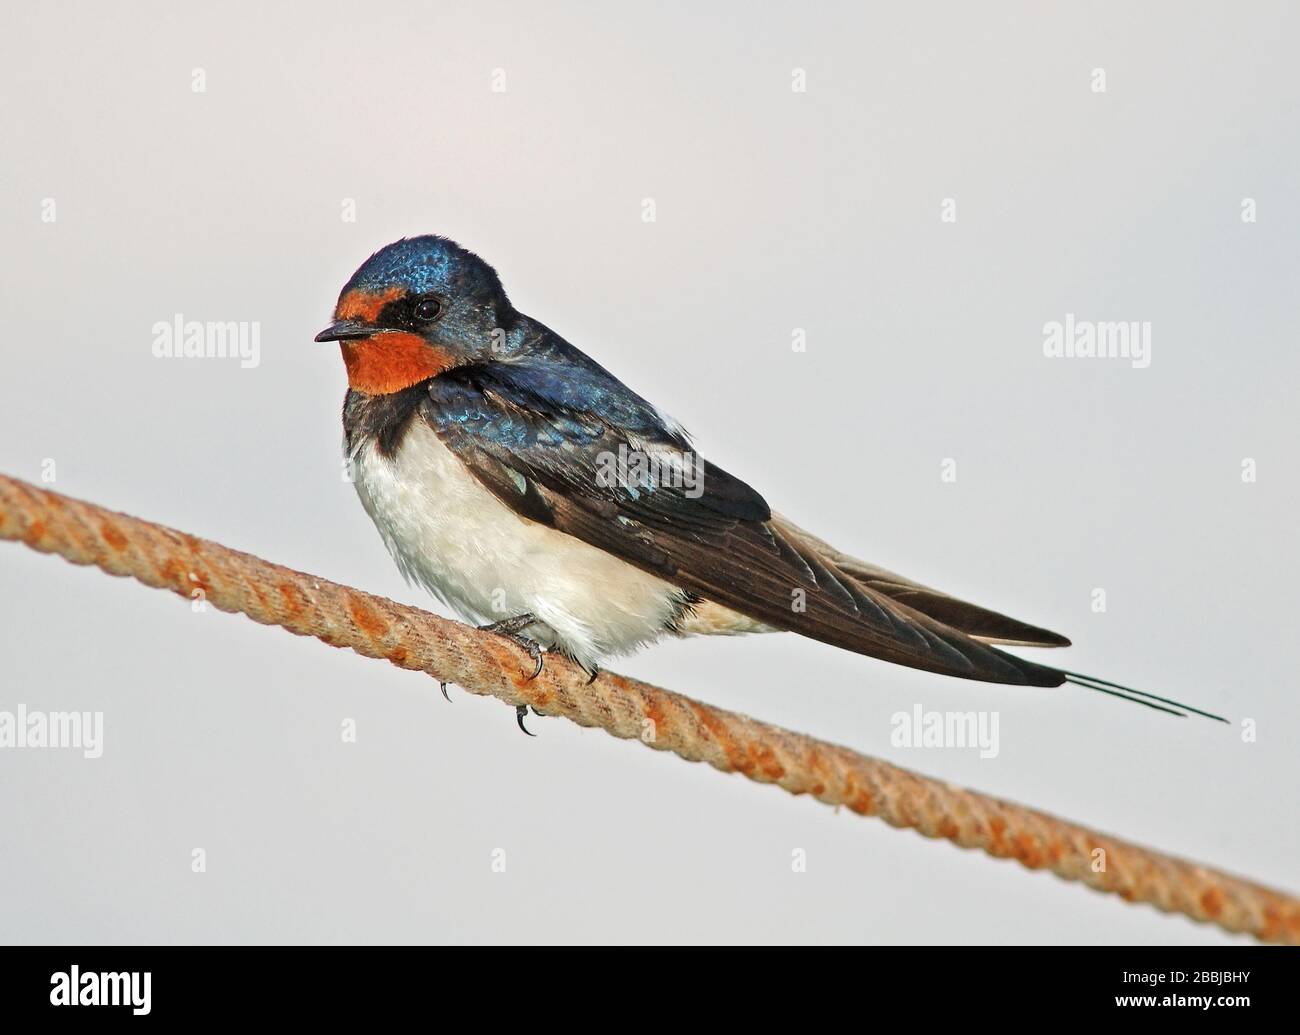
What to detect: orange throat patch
<box><xmin>341</xmin><ymin>332</ymin><xmax>454</xmax><ymax>395</ymax></box>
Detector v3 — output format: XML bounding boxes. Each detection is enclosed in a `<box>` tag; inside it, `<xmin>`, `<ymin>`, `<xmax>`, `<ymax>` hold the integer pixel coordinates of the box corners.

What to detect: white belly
<box><xmin>351</xmin><ymin>418</ymin><xmax>699</xmax><ymax>668</ymax></box>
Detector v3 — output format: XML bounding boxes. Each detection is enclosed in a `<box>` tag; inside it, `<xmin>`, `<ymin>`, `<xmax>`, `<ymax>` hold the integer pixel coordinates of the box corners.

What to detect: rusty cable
<box><xmin>0</xmin><ymin>473</ymin><xmax>1295</xmax><ymax>943</ymax></box>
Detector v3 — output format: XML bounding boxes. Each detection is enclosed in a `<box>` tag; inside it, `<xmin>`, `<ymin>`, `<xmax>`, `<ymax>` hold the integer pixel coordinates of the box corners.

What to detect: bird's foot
<box><xmin>479</xmin><ymin>613</ymin><xmax>545</xmax><ymax>680</ymax></box>
<box><xmin>515</xmin><ymin>704</ymin><xmax>539</xmax><ymax>737</ymax></box>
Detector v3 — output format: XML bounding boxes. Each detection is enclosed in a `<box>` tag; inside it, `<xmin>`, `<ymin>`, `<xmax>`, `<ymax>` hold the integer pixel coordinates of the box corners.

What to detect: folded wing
<box><xmin>424</xmin><ymin>362</ymin><xmax>1069</xmax><ymax>687</ymax></box>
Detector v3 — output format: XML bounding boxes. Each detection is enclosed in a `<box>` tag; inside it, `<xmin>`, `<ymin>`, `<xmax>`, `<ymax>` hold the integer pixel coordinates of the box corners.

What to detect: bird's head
<box><xmin>315</xmin><ymin>235</ymin><xmax>513</xmax><ymax>395</ymax></box>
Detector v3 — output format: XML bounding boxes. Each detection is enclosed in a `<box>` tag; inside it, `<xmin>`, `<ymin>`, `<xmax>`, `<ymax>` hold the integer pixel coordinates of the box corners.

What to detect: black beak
<box><xmin>314</xmin><ymin>319</ymin><xmax>375</xmax><ymax>343</ymax></box>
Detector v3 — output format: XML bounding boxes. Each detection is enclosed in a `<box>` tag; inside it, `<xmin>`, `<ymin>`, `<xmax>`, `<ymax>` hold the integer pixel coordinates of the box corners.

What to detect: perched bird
<box><xmin>316</xmin><ymin>235</ymin><xmax>1223</xmax><ymax>732</ymax></box>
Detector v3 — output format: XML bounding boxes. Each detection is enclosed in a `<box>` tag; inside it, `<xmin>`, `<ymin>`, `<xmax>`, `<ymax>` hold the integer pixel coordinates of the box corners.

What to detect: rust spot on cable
<box><xmin>1014</xmin><ymin>833</ymin><xmax>1044</xmax><ymax>869</ymax></box>
<box><xmin>23</xmin><ymin>519</ymin><xmax>46</xmax><ymax>544</ymax></box>
<box><xmin>754</xmin><ymin>744</ymin><xmax>785</xmax><ymax>780</ymax></box>
<box><xmin>347</xmin><ymin>593</ymin><xmax>389</xmax><ymax>639</ymax></box>
<box><xmin>688</xmin><ymin>701</ymin><xmax>744</xmax><ymax>772</ymax></box>
<box><xmin>1259</xmin><ymin>905</ymin><xmax>1295</xmax><ymax>942</ymax></box>
<box><xmin>849</xmin><ymin>790</ymin><xmax>875</xmax><ymax>815</ymax></box>
<box><xmin>477</xmin><ymin>637</ymin><xmax>532</xmax><ymax>688</ymax></box>
<box><xmin>643</xmin><ymin>695</ymin><xmax>667</xmax><ymax>736</ymax></box>
<box><xmin>277</xmin><ymin>581</ymin><xmax>305</xmax><ymax>619</ymax></box>
<box><xmin>1200</xmin><ymin>886</ymin><xmax>1224</xmax><ymax>918</ymax></box>
<box><xmin>502</xmin><ymin>649</ymin><xmax>531</xmax><ymax>688</ymax></box>
<box><xmin>842</xmin><ymin>771</ymin><xmax>860</xmax><ymax>806</ymax></box>
<box><xmin>100</xmin><ymin>520</ymin><xmax>128</xmax><ymax>551</ymax></box>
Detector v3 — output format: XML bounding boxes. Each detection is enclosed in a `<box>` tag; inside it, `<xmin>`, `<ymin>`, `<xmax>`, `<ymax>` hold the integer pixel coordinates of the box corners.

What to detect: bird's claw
<box><xmin>478</xmin><ymin>614</ymin><xmax>554</xmax><ymax>734</ymax></box>
<box><xmin>480</xmin><ymin>613</ymin><xmax>545</xmax><ymax>681</ymax></box>
<box><xmin>523</xmin><ymin>641</ymin><xmax>545</xmax><ymax>680</ymax></box>
<box><xmin>440</xmin><ymin>681</ymin><xmax>452</xmax><ymax>703</ymax></box>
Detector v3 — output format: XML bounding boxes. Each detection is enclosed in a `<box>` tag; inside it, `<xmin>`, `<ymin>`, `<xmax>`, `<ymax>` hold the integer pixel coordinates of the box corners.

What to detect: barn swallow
<box><xmin>315</xmin><ymin>236</ymin><xmax>1225</xmax><ymax>731</ymax></box>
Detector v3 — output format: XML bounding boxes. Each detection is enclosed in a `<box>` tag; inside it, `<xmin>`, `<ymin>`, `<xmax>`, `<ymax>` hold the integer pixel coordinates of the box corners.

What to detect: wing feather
<box><xmin>423</xmin><ymin>365</ymin><xmax>1067</xmax><ymax>687</ymax></box>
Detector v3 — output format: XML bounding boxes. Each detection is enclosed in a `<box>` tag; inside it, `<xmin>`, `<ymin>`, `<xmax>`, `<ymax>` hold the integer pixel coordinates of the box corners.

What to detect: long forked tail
<box><xmin>1055</xmin><ymin>669</ymin><xmax>1229</xmax><ymax>722</ymax></box>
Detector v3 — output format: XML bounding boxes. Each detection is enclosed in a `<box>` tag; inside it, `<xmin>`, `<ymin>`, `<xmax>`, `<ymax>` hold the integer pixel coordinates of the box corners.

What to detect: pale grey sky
<box><xmin>1</xmin><ymin>1</ymin><xmax>1296</xmax><ymax>943</ymax></box>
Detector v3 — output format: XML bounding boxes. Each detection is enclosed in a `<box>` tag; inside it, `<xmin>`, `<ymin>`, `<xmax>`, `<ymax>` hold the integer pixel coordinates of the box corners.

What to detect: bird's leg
<box><xmin>479</xmin><ymin>613</ymin><xmax>545</xmax><ymax>680</ymax></box>
<box><xmin>479</xmin><ymin>614</ymin><xmax>557</xmax><ymax>735</ymax></box>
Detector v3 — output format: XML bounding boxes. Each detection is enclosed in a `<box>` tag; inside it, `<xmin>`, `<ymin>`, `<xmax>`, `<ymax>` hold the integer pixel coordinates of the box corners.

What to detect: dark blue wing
<box><xmin>422</xmin><ymin>361</ymin><xmax>1063</xmax><ymax>686</ymax></box>
<box><xmin>426</xmin><ymin>359</ymin><xmax>771</xmax><ymax>527</ymax></box>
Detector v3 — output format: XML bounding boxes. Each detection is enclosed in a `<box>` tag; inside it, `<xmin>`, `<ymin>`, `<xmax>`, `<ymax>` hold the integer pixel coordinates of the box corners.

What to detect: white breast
<box><xmin>350</xmin><ymin>418</ymin><xmax>697</xmax><ymax>669</ymax></box>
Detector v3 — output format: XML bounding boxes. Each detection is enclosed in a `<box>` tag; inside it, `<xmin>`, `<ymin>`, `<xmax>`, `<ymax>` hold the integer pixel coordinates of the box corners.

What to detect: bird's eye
<box><xmin>413</xmin><ymin>298</ymin><xmax>442</xmax><ymax>322</ymax></box>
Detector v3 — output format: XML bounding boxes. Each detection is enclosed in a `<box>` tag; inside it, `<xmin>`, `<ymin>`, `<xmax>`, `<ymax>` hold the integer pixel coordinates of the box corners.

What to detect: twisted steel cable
<box><xmin>1</xmin><ymin>473</ymin><xmax>1295</xmax><ymax>943</ymax></box>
